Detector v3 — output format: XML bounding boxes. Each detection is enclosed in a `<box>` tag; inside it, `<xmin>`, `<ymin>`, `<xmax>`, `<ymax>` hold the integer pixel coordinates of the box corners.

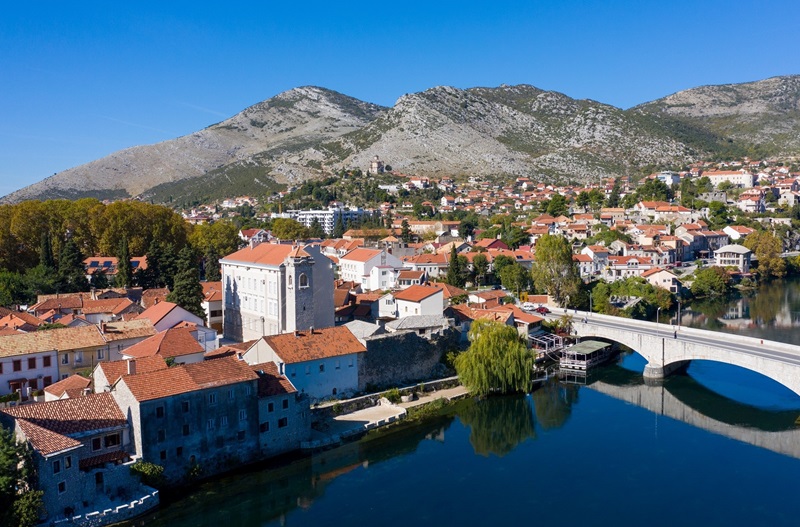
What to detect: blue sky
<box><xmin>2</xmin><ymin>0</ymin><xmax>799</xmax><ymax>197</ymax></box>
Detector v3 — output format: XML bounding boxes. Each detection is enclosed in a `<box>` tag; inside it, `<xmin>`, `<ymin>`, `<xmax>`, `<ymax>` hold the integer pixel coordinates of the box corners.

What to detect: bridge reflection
<box><xmin>584</xmin><ymin>365</ymin><xmax>800</xmax><ymax>459</ymax></box>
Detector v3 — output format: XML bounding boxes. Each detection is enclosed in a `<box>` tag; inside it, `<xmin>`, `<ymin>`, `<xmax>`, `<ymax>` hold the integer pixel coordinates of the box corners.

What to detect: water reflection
<box><xmin>589</xmin><ymin>365</ymin><xmax>800</xmax><ymax>459</ymax></box>
<box><xmin>457</xmin><ymin>396</ymin><xmax>536</xmax><ymax>457</ymax></box>
<box><xmin>531</xmin><ymin>378</ymin><xmax>580</xmax><ymax>430</ymax></box>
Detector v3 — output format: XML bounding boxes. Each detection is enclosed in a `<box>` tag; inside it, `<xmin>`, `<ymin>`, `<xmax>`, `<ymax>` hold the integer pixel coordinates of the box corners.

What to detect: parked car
<box><xmin>521</xmin><ymin>302</ymin><xmax>535</xmax><ymax>311</ymax></box>
<box><xmin>535</xmin><ymin>306</ymin><xmax>551</xmax><ymax>314</ymax></box>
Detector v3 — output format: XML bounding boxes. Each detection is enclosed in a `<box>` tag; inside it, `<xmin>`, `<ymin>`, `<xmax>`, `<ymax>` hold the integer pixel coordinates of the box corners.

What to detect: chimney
<box><xmin>127</xmin><ymin>359</ymin><xmax>136</xmax><ymax>375</ymax></box>
<box><xmin>82</xmin><ymin>387</ymin><xmax>91</xmax><ymax>396</ymax></box>
<box><xmin>100</xmin><ymin>322</ymin><xmax>106</xmax><ymax>334</ymax></box>
<box><xmin>309</xmin><ymin>326</ymin><xmax>314</xmax><ymax>334</ymax></box>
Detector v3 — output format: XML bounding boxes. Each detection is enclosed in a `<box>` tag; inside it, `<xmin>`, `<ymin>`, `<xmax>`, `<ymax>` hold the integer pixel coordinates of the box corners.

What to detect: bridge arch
<box><xmin>569</xmin><ymin>314</ymin><xmax>800</xmax><ymax>397</ymax></box>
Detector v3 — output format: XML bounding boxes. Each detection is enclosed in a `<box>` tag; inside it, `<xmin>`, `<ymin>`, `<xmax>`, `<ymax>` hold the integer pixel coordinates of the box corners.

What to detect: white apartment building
<box><xmin>338</xmin><ymin>248</ymin><xmax>403</xmax><ymax>292</ymax></box>
<box><xmin>273</xmin><ymin>207</ymin><xmax>369</xmax><ymax>235</ymax></box>
<box><xmin>220</xmin><ymin>243</ymin><xmax>335</xmax><ymax>342</ymax></box>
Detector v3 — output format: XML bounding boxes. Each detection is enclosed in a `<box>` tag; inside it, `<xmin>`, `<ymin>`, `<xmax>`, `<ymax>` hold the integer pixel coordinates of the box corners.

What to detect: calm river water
<box><xmin>124</xmin><ymin>280</ymin><xmax>800</xmax><ymax>527</ymax></box>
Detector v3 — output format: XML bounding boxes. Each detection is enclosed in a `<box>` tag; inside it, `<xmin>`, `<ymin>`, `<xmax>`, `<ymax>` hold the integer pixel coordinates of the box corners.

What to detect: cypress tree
<box><xmin>204</xmin><ymin>247</ymin><xmax>221</xmax><ymax>282</ymax></box>
<box><xmin>167</xmin><ymin>267</ymin><xmax>206</xmax><ymax>320</ymax></box>
<box><xmin>332</xmin><ymin>216</ymin><xmax>346</xmax><ymax>239</ymax></box>
<box><xmin>115</xmin><ymin>236</ymin><xmax>132</xmax><ymax>288</ymax></box>
<box><xmin>57</xmin><ymin>238</ymin><xmax>89</xmax><ymax>293</ymax></box>
<box><xmin>39</xmin><ymin>232</ymin><xmax>54</xmax><ymax>270</ymax></box>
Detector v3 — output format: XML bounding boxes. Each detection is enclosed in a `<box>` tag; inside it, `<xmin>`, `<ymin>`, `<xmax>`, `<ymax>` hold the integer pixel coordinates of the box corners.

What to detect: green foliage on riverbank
<box><xmin>455</xmin><ymin>320</ymin><xmax>535</xmax><ymax>396</ymax></box>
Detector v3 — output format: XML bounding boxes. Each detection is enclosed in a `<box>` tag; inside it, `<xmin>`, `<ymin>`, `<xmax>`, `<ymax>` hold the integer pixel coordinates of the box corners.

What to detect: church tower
<box><xmin>284</xmin><ymin>246</ymin><xmax>316</xmax><ymax>332</ymax></box>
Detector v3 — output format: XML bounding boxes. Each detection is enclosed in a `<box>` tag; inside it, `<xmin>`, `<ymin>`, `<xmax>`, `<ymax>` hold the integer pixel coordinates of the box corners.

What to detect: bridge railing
<box><xmin>570</xmin><ymin>310</ymin><xmax>800</xmax><ymax>356</ymax></box>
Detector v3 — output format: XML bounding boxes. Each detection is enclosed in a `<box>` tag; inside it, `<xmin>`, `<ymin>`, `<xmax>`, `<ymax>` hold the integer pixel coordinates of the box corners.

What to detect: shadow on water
<box><xmin>593</xmin><ymin>363</ymin><xmax>800</xmax><ymax>432</ymax></box>
<box><xmin>122</xmin><ymin>413</ymin><xmax>459</xmax><ymax>527</ymax></box>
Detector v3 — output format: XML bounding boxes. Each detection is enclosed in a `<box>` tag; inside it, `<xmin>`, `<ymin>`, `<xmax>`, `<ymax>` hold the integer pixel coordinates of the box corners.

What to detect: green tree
<box><xmin>455</xmin><ymin>319</ymin><xmax>536</xmax><ymax>396</ymax></box>
<box><xmin>167</xmin><ymin>267</ymin><xmax>206</xmax><ymax>320</ymax></box>
<box><xmin>691</xmin><ymin>266</ymin><xmax>732</xmax><ymax>297</ymax></box>
<box><xmin>115</xmin><ymin>236</ymin><xmax>132</xmax><ymax>288</ymax></box>
<box><xmin>472</xmin><ymin>253</ymin><xmax>489</xmax><ymax>287</ymax></box>
<box><xmin>1</xmin><ymin>425</ymin><xmax>44</xmax><ymax>527</ymax></box>
<box><xmin>271</xmin><ymin>218</ymin><xmax>309</xmax><ymax>241</ymax></box>
<box><xmin>499</xmin><ymin>262</ymin><xmax>531</xmax><ymax>297</ymax></box>
<box><xmin>445</xmin><ymin>245</ymin><xmax>467</xmax><ymax>288</ymax></box>
<box><xmin>57</xmin><ymin>238</ymin><xmax>88</xmax><ymax>293</ymax></box>
<box><xmin>332</xmin><ymin>216</ymin><xmax>346</xmax><ymax>239</ymax></box>
<box><xmin>307</xmin><ymin>218</ymin><xmax>326</xmax><ymax>239</ymax></box>
<box><xmin>744</xmin><ymin>230</ymin><xmax>786</xmax><ymax>279</ymax></box>
<box><xmin>546</xmin><ymin>194</ymin><xmax>568</xmax><ymax>217</ymax></box>
<box><xmin>38</xmin><ymin>232</ymin><xmax>54</xmax><ymax>270</ymax></box>
<box><xmin>0</xmin><ymin>271</ymin><xmax>26</xmax><ymax>306</ymax></box>
<box><xmin>204</xmin><ymin>247</ymin><xmax>222</xmax><ymax>282</ymax></box>
<box><xmin>530</xmin><ymin>234</ymin><xmax>581</xmax><ymax>306</ymax></box>
<box><xmin>400</xmin><ymin>218</ymin><xmax>412</xmax><ymax>243</ymax></box>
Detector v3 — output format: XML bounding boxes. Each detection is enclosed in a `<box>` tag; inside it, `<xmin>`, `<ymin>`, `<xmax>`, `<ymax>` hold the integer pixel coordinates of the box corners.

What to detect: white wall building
<box><xmin>338</xmin><ymin>248</ymin><xmax>403</xmax><ymax>292</ymax></box>
<box><xmin>220</xmin><ymin>243</ymin><xmax>335</xmax><ymax>342</ymax></box>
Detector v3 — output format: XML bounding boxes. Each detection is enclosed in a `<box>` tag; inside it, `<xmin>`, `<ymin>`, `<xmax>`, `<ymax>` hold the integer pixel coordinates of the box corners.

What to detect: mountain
<box><xmin>322</xmin><ymin>84</ymin><xmax>693</xmax><ymax>182</ymax></box>
<box><xmin>4</xmin><ymin>76</ymin><xmax>800</xmax><ymax>204</ymax></box>
<box><xmin>632</xmin><ymin>75</ymin><xmax>800</xmax><ymax>156</ymax></box>
<box><xmin>2</xmin><ymin>87</ymin><xmax>385</xmax><ymax>204</ymax></box>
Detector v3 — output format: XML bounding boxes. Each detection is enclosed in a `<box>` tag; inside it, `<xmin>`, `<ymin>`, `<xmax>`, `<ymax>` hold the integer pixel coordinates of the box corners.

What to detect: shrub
<box><xmin>130</xmin><ymin>461</ymin><xmax>166</xmax><ymax>488</ymax></box>
<box><xmin>382</xmin><ymin>388</ymin><xmax>401</xmax><ymax>404</ymax></box>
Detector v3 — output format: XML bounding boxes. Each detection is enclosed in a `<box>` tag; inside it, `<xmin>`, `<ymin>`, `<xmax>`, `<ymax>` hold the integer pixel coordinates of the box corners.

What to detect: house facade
<box><xmin>220</xmin><ymin>243</ymin><xmax>335</xmax><ymax>342</ymax></box>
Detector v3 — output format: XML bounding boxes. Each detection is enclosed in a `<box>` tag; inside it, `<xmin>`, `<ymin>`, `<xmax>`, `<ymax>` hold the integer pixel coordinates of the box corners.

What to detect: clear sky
<box><xmin>2</xmin><ymin>0</ymin><xmax>799</xmax><ymax>197</ymax></box>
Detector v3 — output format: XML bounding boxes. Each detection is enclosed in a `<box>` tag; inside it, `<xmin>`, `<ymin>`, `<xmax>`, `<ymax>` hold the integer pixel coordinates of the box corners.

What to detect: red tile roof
<box><xmin>250</xmin><ymin>361</ymin><xmax>297</xmax><ymax>397</ymax></box>
<box><xmin>222</xmin><ymin>243</ymin><xmax>295</xmax><ymax>266</ymax></box>
<box><xmin>393</xmin><ymin>285</ymin><xmax>442</xmax><ymax>303</ymax></box>
<box><xmin>97</xmin><ymin>355</ymin><xmax>168</xmax><ymax>386</ymax></box>
<box><xmin>263</xmin><ymin>327</ymin><xmax>366</xmax><ymax>364</ymax></box>
<box><xmin>122</xmin><ymin>327</ymin><xmax>204</xmax><ymax>359</ymax></box>
<box><xmin>1</xmin><ymin>393</ymin><xmax>127</xmax><ymax>456</ymax></box>
<box><xmin>202</xmin><ymin>281</ymin><xmax>223</xmax><ymax>302</ymax></box>
<box><xmin>43</xmin><ymin>374</ymin><xmax>92</xmax><ymax>399</ymax></box>
<box><xmin>135</xmin><ymin>301</ymin><xmax>179</xmax><ymax>326</ymax></box>
<box><xmin>117</xmin><ymin>358</ymin><xmax>258</xmax><ymax>402</ymax></box>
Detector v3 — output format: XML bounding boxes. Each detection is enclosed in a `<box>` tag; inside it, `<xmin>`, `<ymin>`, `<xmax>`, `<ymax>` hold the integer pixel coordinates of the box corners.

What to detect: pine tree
<box><xmin>167</xmin><ymin>267</ymin><xmax>206</xmax><ymax>320</ymax></box>
<box><xmin>39</xmin><ymin>232</ymin><xmax>54</xmax><ymax>270</ymax></box>
<box><xmin>308</xmin><ymin>218</ymin><xmax>326</xmax><ymax>239</ymax></box>
<box><xmin>115</xmin><ymin>236</ymin><xmax>132</xmax><ymax>288</ymax></box>
<box><xmin>445</xmin><ymin>245</ymin><xmax>466</xmax><ymax>288</ymax></box>
<box><xmin>57</xmin><ymin>238</ymin><xmax>89</xmax><ymax>293</ymax></box>
<box><xmin>204</xmin><ymin>247</ymin><xmax>221</xmax><ymax>282</ymax></box>
<box><xmin>401</xmin><ymin>218</ymin><xmax>412</xmax><ymax>243</ymax></box>
<box><xmin>332</xmin><ymin>216</ymin><xmax>346</xmax><ymax>239</ymax></box>
<box><xmin>1</xmin><ymin>425</ymin><xmax>44</xmax><ymax>527</ymax></box>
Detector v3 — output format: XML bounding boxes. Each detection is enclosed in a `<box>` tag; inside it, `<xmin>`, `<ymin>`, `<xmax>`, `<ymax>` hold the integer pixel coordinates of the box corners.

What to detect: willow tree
<box><xmin>455</xmin><ymin>319</ymin><xmax>535</xmax><ymax>396</ymax></box>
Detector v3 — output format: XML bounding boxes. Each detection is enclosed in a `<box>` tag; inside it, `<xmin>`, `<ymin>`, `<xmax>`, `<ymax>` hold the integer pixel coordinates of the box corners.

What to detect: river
<box><xmin>123</xmin><ymin>280</ymin><xmax>800</xmax><ymax>527</ymax></box>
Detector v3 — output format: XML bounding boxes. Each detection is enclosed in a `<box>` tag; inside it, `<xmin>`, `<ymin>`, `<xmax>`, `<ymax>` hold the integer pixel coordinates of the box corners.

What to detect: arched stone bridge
<box><xmin>550</xmin><ymin>310</ymin><xmax>800</xmax><ymax>397</ymax></box>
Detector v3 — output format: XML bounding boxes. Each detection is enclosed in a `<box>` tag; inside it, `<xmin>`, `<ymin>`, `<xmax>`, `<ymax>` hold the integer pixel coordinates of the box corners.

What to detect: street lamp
<box><xmin>656</xmin><ymin>307</ymin><xmax>661</xmax><ymax>338</ymax></box>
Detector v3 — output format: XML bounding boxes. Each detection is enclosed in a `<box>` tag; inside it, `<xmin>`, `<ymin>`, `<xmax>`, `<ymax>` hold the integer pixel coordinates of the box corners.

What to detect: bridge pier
<box><xmin>643</xmin><ymin>360</ymin><xmax>690</xmax><ymax>379</ymax></box>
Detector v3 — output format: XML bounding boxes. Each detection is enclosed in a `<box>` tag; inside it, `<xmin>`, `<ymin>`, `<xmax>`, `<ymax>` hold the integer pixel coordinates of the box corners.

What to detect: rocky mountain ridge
<box><xmin>4</xmin><ymin>76</ymin><xmax>799</xmax><ymax>204</ymax></box>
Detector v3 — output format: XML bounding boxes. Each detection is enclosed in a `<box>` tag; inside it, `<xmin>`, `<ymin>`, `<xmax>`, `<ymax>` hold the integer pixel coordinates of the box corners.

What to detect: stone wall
<box><xmin>357</xmin><ymin>329</ymin><xmax>459</xmax><ymax>392</ymax></box>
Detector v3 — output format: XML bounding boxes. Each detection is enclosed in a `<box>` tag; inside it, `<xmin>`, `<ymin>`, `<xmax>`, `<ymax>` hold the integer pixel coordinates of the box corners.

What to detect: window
<box><xmin>176</xmin><ymin>447</ymin><xmax>183</xmax><ymax>457</ymax></box>
<box><xmin>0</xmin><ymin>363</ymin><xmax>3</xmax><ymax>374</ymax></box>
<box><xmin>27</xmin><ymin>358</ymin><xmax>36</xmax><ymax>369</ymax></box>
<box><xmin>61</xmin><ymin>353</ymin><xmax>69</xmax><ymax>365</ymax></box>
<box><xmin>74</xmin><ymin>352</ymin><xmax>83</xmax><ymax>364</ymax></box>
<box><xmin>335</xmin><ymin>360</ymin><xmax>340</xmax><ymax>370</ymax></box>
<box><xmin>228</xmin><ymin>388</ymin><xmax>235</xmax><ymax>400</ymax></box>
<box><xmin>58</xmin><ymin>481</ymin><xmax>66</xmax><ymax>494</ymax></box>
<box><xmin>209</xmin><ymin>393</ymin><xmax>217</xmax><ymax>405</ymax></box>
<box><xmin>268</xmin><ymin>402</ymin><xmax>274</xmax><ymax>413</ymax></box>
<box><xmin>239</xmin><ymin>409</ymin><xmax>247</xmax><ymax>421</ymax></box>
<box><xmin>43</xmin><ymin>376</ymin><xmax>52</xmax><ymax>387</ymax></box>
<box><xmin>156</xmin><ymin>406</ymin><xmax>165</xmax><ymax>418</ymax></box>
<box><xmin>92</xmin><ymin>437</ymin><xmax>102</xmax><ymax>451</ymax></box>
<box><xmin>299</xmin><ymin>273</ymin><xmax>309</xmax><ymax>288</ymax></box>
<box><xmin>207</xmin><ymin>419</ymin><xmax>215</xmax><ymax>431</ymax></box>
<box><xmin>304</xmin><ymin>365</ymin><xmax>310</xmax><ymax>375</ymax></box>
<box><xmin>260</xmin><ymin>422</ymin><xmax>269</xmax><ymax>433</ymax></box>
<box><xmin>64</xmin><ymin>456</ymin><xmax>71</xmax><ymax>469</ymax></box>
<box><xmin>182</xmin><ymin>401</ymin><xmax>190</xmax><ymax>413</ymax></box>
<box><xmin>182</xmin><ymin>424</ymin><xmax>190</xmax><ymax>436</ymax></box>
<box><xmin>53</xmin><ymin>460</ymin><xmax>61</xmax><ymax>474</ymax></box>
<box><xmin>13</xmin><ymin>360</ymin><xmax>21</xmax><ymax>372</ymax></box>
<box><xmin>319</xmin><ymin>363</ymin><xmax>325</xmax><ymax>373</ymax></box>
<box><xmin>237</xmin><ymin>430</ymin><xmax>246</xmax><ymax>441</ymax></box>
<box><xmin>104</xmin><ymin>433</ymin><xmax>121</xmax><ymax>448</ymax></box>
<box><xmin>97</xmin><ymin>349</ymin><xmax>104</xmax><ymax>360</ymax></box>
<box><xmin>160</xmin><ymin>450</ymin><xmax>167</xmax><ymax>461</ymax></box>
<box><xmin>278</xmin><ymin>417</ymin><xmax>288</xmax><ymax>428</ymax></box>
<box><xmin>43</xmin><ymin>355</ymin><xmax>51</xmax><ymax>368</ymax></box>
<box><xmin>349</xmin><ymin>358</ymin><xmax>354</xmax><ymax>368</ymax></box>
<box><xmin>288</xmin><ymin>275</ymin><xmax>293</xmax><ymax>287</ymax></box>
<box><xmin>220</xmin><ymin>416</ymin><xmax>228</xmax><ymax>427</ymax></box>
<box><xmin>282</xmin><ymin>399</ymin><xmax>289</xmax><ymax>410</ymax></box>
<box><xmin>157</xmin><ymin>430</ymin><xmax>166</xmax><ymax>443</ymax></box>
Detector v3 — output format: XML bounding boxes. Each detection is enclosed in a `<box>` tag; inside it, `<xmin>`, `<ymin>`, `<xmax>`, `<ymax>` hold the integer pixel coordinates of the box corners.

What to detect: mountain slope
<box><xmin>324</xmin><ymin>84</ymin><xmax>694</xmax><ymax>182</ymax></box>
<box><xmin>633</xmin><ymin>75</ymin><xmax>800</xmax><ymax>155</ymax></box>
<box><xmin>2</xmin><ymin>87</ymin><xmax>385</xmax><ymax>203</ymax></box>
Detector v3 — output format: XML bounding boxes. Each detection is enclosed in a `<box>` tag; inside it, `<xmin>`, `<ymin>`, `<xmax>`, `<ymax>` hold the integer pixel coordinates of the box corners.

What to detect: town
<box><xmin>1</xmin><ymin>155</ymin><xmax>799</xmax><ymax>526</ymax></box>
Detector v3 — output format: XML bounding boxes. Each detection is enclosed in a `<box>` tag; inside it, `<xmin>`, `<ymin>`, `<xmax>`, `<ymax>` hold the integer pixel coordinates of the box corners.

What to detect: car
<box><xmin>491</xmin><ymin>284</ymin><xmax>503</xmax><ymax>290</ymax></box>
<box><xmin>535</xmin><ymin>306</ymin><xmax>551</xmax><ymax>314</ymax></box>
<box><xmin>521</xmin><ymin>302</ymin><xmax>535</xmax><ymax>311</ymax></box>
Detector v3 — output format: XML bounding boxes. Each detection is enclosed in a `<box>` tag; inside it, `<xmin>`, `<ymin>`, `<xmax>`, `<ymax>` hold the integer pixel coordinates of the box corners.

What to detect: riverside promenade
<box><xmin>304</xmin><ymin>384</ymin><xmax>470</xmax><ymax>450</ymax></box>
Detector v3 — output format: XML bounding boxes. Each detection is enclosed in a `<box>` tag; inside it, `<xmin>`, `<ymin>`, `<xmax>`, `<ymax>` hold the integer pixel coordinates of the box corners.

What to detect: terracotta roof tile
<box><xmin>122</xmin><ymin>327</ymin><xmax>203</xmax><ymax>359</ymax></box>
<box><xmin>250</xmin><ymin>361</ymin><xmax>297</xmax><ymax>397</ymax></box>
<box><xmin>97</xmin><ymin>355</ymin><xmax>168</xmax><ymax>386</ymax></box>
<box><xmin>118</xmin><ymin>358</ymin><xmax>257</xmax><ymax>402</ymax></box>
<box><xmin>222</xmin><ymin>243</ymin><xmax>295</xmax><ymax>266</ymax></box>
<box><xmin>263</xmin><ymin>327</ymin><xmax>366</xmax><ymax>364</ymax></box>
<box><xmin>393</xmin><ymin>285</ymin><xmax>442</xmax><ymax>303</ymax></box>
<box><xmin>43</xmin><ymin>374</ymin><xmax>92</xmax><ymax>398</ymax></box>
<box><xmin>1</xmin><ymin>392</ymin><xmax>127</xmax><ymax>456</ymax></box>
<box><xmin>135</xmin><ymin>301</ymin><xmax>179</xmax><ymax>325</ymax></box>
<box><xmin>0</xmin><ymin>325</ymin><xmax>105</xmax><ymax>359</ymax></box>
